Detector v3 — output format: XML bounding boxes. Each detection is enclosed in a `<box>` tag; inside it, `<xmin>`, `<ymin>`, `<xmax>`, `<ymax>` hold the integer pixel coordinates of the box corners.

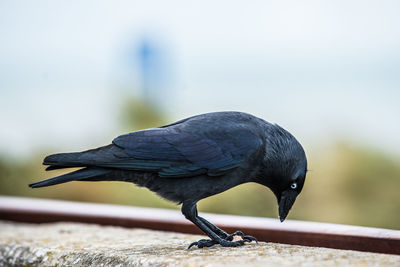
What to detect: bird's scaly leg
<box><xmin>197</xmin><ymin>216</ymin><xmax>228</xmax><ymax>238</ymax></box>
<box><xmin>182</xmin><ymin>202</ymin><xmax>256</xmax><ymax>248</ymax></box>
<box><xmin>182</xmin><ymin>202</ymin><xmax>241</xmax><ymax>248</ymax></box>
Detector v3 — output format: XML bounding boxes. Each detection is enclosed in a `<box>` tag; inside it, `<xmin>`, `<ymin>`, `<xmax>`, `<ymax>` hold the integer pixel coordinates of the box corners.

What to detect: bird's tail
<box><xmin>29</xmin><ymin>167</ymin><xmax>110</xmax><ymax>188</ymax></box>
<box><xmin>30</xmin><ymin>145</ymin><xmax>118</xmax><ymax>188</ymax></box>
<box><xmin>43</xmin><ymin>151</ymin><xmax>86</xmax><ymax>170</ymax></box>
<box><xmin>42</xmin><ymin>145</ymin><xmax>116</xmax><ymax>171</ymax></box>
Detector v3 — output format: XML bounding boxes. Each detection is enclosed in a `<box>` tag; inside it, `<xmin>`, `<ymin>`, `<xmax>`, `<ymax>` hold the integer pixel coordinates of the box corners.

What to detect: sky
<box><xmin>1</xmin><ymin>0</ymin><xmax>400</xmax><ymax>157</ymax></box>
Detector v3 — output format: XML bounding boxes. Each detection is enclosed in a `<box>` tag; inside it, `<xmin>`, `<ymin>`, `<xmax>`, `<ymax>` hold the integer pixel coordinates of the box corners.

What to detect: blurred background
<box><xmin>0</xmin><ymin>1</ymin><xmax>399</xmax><ymax>230</ymax></box>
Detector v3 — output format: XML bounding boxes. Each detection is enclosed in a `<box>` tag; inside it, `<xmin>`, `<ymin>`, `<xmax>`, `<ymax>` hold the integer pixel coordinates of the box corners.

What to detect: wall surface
<box><xmin>0</xmin><ymin>221</ymin><xmax>399</xmax><ymax>267</ymax></box>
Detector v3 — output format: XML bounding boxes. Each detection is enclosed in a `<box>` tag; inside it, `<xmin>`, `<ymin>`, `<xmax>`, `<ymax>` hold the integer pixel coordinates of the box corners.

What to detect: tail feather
<box><xmin>43</xmin><ymin>152</ymin><xmax>85</xmax><ymax>169</ymax></box>
<box><xmin>42</xmin><ymin>144</ymin><xmax>116</xmax><ymax>170</ymax></box>
<box><xmin>29</xmin><ymin>168</ymin><xmax>109</xmax><ymax>188</ymax></box>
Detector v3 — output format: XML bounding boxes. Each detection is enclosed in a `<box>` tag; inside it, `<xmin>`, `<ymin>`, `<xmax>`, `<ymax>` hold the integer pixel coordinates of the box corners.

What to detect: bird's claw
<box><xmin>188</xmin><ymin>239</ymin><xmax>217</xmax><ymax>249</ymax></box>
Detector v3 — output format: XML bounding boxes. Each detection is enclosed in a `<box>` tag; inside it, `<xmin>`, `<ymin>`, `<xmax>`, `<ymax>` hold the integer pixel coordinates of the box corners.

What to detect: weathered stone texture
<box><xmin>0</xmin><ymin>221</ymin><xmax>399</xmax><ymax>267</ymax></box>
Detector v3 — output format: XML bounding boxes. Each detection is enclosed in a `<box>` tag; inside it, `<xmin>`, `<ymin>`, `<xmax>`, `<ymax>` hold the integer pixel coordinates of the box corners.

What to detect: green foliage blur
<box><xmin>1</xmin><ymin>98</ymin><xmax>399</xmax><ymax>230</ymax></box>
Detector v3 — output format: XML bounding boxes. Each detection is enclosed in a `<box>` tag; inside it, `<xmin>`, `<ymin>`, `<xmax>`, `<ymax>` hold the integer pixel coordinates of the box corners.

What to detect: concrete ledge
<box><xmin>1</xmin><ymin>221</ymin><xmax>399</xmax><ymax>267</ymax></box>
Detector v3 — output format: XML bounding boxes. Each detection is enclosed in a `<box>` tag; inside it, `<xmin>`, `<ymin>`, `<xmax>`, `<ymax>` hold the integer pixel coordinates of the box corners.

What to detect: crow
<box><xmin>29</xmin><ymin>111</ymin><xmax>308</xmax><ymax>248</ymax></box>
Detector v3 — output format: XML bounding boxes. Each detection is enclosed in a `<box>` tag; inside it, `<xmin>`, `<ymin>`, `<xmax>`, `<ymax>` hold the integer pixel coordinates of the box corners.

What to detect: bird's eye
<box><xmin>290</xmin><ymin>182</ymin><xmax>297</xmax><ymax>189</ymax></box>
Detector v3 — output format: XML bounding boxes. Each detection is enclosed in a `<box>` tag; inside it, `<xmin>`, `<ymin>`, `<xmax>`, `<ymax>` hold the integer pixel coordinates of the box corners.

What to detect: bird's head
<box><xmin>259</xmin><ymin>124</ymin><xmax>308</xmax><ymax>222</ymax></box>
<box><xmin>274</xmin><ymin>168</ymin><xmax>307</xmax><ymax>222</ymax></box>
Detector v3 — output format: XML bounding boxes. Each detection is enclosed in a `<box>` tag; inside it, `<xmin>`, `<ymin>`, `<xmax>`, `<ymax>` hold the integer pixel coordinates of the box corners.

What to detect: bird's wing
<box><xmin>111</xmin><ymin>120</ymin><xmax>262</xmax><ymax>177</ymax></box>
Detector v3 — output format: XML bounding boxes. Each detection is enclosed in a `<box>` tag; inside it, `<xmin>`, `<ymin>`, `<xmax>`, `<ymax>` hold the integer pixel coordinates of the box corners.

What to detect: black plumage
<box><xmin>30</xmin><ymin>111</ymin><xmax>308</xmax><ymax>248</ymax></box>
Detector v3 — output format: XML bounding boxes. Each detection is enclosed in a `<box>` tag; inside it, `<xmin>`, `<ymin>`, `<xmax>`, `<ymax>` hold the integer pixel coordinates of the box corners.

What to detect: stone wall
<box><xmin>0</xmin><ymin>221</ymin><xmax>399</xmax><ymax>266</ymax></box>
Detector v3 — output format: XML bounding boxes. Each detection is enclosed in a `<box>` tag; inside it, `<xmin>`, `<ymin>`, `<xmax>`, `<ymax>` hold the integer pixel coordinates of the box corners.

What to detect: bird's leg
<box><xmin>197</xmin><ymin>216</ymin><xmax>228</xmax><ymax>238</ymax></box>
<box><xmin>182</xmin><ymin>201</ymin><xmax>245</xmax><ymax>248</ymax></box>
<box><xmin>198</xmin><ymin>216</ymin><xmax>258</xmax><ymax>243</ymax></box>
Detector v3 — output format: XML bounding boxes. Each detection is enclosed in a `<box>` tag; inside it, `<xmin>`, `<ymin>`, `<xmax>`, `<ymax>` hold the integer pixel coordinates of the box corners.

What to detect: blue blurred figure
<box><xmin>137</xmin><ymin>37</ymin><xmax>173</xmax><ymax>108</ymax></box>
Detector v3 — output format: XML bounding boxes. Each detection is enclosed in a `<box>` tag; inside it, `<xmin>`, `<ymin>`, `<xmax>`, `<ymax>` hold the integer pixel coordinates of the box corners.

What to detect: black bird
<box><xmin>30</xmin><ymin>111</ymin><xmax>307</xmax><ymax>248</ymax></box>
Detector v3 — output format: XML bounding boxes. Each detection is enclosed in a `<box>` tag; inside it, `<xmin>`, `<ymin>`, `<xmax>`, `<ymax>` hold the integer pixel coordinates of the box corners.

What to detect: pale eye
<box><xmin>290</xmin><ymin>182</ymin><xmax>297</xmax><ymax>189</ymax></box>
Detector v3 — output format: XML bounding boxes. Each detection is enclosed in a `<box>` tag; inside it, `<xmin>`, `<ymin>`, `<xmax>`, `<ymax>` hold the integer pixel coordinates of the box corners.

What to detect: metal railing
<box><xmin>0</xmin><ymin>196</ymin><xmax>399</xmax><ymax>255</ymax></box>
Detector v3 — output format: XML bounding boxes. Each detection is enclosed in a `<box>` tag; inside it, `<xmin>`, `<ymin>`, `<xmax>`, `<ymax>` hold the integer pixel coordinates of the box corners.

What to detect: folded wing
<box><xmin>111</xmin><ymin>121</ymin><xmax>262</xmax><ymax>177</ymax></box>
<box><xmin>44</xmin><ymin>114</ymin><xmax>263</xmax><ymax>178</ymax></box>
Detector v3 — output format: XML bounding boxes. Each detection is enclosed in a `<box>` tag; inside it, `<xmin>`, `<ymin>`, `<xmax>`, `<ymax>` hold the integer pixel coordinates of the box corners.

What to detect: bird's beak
<box><xmin>278</xmin><ymin>190</ymin><xmax>298</xmax><ymax>222</ymax></box>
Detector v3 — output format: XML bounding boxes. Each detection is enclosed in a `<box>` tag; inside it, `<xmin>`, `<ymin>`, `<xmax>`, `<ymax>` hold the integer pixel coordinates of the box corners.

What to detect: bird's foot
<box><xmin>188</xmin><ymin>238</ymin><xmax>244</xmax><ymax>249</ymax></box>
<box><xmin>226</xmin><ymin>231</ymin><xmax>258</xmax><ymax>243</ymax></box>
<box><xmin>188</xmin><ymin>231</ymin><xmax>257</xmax><ymax>249</ymax></box>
